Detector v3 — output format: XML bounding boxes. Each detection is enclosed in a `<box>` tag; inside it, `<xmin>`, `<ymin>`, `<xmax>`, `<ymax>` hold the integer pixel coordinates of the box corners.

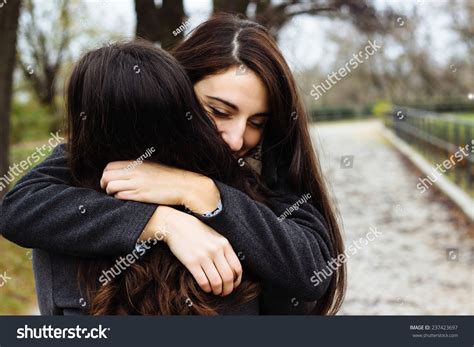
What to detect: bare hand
<box><xmin>143</xmin><ymin>206</ymin><xmax>243</xmax><ymax>296</ymax></box>
<box><xmin>101</xmin><ymin>161</ymin><xmax>220</xmax><ymax>214</ymax></box>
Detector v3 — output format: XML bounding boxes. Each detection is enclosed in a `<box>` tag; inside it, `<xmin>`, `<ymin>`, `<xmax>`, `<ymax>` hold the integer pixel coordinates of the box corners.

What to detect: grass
<box><xmin>385</xmin><ymin>112</ymin><xmax>474</xmax><ymax>197</ymax></box>
<box><xmin>412</xmin><ymin>144</ymin><xmax>474</xmax><ymax>198</ymax></box>
<box><xmin>0</xmin><ymin>237</ymin><xmax>38</xmax><ymax>315</ymax></box>
<box><xmin>0</xmin><ymin>139</ymin><xmax>55</xmax><ymax>315</ymax></box>
<box><xmin>452</xmin><ymin>112</ymin><xmax>474</xmax><ymax>121</ymax></box>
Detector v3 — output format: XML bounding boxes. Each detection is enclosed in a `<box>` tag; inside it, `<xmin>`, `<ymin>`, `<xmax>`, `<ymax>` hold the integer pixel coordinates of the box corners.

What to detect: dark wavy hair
<box><xmin>172</xmin><ymin>14</ymin><xmax>346</xmax><ymax>314</ymax></box>
<box><xmin>68</xmin><ymin>40</ymin><xmax>261</xmax><ymax>315</ymax></box>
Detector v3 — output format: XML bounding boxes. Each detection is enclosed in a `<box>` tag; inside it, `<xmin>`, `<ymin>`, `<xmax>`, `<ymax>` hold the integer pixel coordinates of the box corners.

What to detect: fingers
<box><xmin>214</xmin><ymin>252</ymin><xmax>236</xmax><ymax>296</ymax></box>
<box><xmin>100</xmin><ymin>168</ymin><xmax>131</xmax><ymax>190</ymax></box>
<box><xmin>103</xmin><ymin>161</ymin><xmax>135</xmax><ymax>172</ymax></box>
<box><xmin>187</xmin><ymin>265</ymin><xmax>212</xmax><ymax>293</ymax></box>
<box><xmin>114</xmin><ymin>191</ymin><xmax>138</xmax><ymax>201</ymax></box>
<box><xmin>224</xmin><ymin>246</ymin><xmax>243</xmax><ymax>288</ymax></box>
<box><xmin>201</xmin><ymin>260</ymin><xmax>223</xmax><ymax>295</ymax></box>
<box><xmin>104</xmin><ymin>180</ymin><xmax>136</xmax><ymax>195</ymax></box>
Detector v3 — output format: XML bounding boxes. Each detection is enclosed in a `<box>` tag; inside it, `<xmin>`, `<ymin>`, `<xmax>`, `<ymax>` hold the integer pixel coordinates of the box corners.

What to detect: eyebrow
<box><xmin>206</xmin><ymin>96</ymin><xmax>238</xmax><ymax>111</ymax></box>
<box><xmin>206</xmin><ymin>95</ymin><xmax>270</xmax><ymax>117</ymax></box>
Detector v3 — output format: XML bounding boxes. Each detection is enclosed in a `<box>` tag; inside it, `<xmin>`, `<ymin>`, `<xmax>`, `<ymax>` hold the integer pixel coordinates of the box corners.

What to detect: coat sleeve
<box><xmin>0</xmin><ymin>145</ymin><xmax>157</xmax><ymax>257</ymax></box>
<box><xmin>196</xmin><ymin>181</ymin><xmax>335</xmax><ymax>301</ymax></box>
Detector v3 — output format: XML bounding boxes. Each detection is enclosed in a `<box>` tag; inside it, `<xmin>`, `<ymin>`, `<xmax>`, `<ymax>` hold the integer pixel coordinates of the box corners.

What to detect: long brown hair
<box><xmin>69</xmin><ymin>40</ymin><xmax>261</xmax><ymax>315</ymax></box>
<box><xmin>172</xmin><ymin>14</ymin><xmax>346</xmax><ymax>314</ymax></box>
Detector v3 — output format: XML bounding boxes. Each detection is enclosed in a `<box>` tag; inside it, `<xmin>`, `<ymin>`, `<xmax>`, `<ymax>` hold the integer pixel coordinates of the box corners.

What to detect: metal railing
<box><xmin>385</xmin><ymin>106</ymin><xmax>474</xmax><ymax>195</ymax></box>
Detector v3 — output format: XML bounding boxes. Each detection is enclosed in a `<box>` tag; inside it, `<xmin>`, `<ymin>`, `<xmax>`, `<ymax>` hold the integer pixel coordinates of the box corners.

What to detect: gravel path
<box><xmin>311</xmin><ymin>119</ymin><xmax>473</xmax><ymax>315</ymax></box>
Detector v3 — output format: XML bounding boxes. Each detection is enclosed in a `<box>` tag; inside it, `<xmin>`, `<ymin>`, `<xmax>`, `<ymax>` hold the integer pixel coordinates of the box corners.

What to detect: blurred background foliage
<box><xmin>4</xmin><ymin>0</ymin><xmax>474</xmax><ymax>149</ymax></box>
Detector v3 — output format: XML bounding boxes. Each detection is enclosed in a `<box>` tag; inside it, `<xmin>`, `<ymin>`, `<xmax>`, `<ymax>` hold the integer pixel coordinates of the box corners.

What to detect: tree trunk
<box><xmin>134</xmin><ymin>0</ymin><xmax>185</xmax><ymax>50</ymax></box>
<box><xmin>0</xmin><ymin>0</ymin><xmax>22</xmax><ymax>199</ymax></box>
<box><xmin>213</xmin><ymin>0</ymin><xmax>250</xmax><ymax>15</ymax></box>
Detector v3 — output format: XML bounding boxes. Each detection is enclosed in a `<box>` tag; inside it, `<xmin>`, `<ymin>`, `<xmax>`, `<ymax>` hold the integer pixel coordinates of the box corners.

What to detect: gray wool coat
<box><xmin>0</xmin><ymin>145</ymin><xmax>333</xmax><ymax>315</ymax></box>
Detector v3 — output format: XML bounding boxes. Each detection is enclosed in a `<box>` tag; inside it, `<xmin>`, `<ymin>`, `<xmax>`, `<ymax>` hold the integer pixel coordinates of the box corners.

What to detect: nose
<box><xmin>220</xmin><ymin>119</ymin><xmax>246</xmax><ymax>153</ymax></box>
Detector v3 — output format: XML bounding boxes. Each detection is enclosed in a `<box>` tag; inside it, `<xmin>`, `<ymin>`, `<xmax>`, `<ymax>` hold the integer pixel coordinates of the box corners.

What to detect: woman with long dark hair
<box><xmin>0</xmin><ymin>14</ymin><xmax>345</xmax><ymax>315</ymax></box>
<box><xmin>69</xmin><ymin>40</ymin><xmax>262</xmax><ymax>314</ymax></box>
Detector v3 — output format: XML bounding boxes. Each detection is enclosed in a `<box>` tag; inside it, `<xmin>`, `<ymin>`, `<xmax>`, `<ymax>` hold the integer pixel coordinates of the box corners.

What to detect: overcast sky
<box><xmin>70</xmin><ymin>0</ymin><xmax>466</xmax><ymax>72</ymax></box>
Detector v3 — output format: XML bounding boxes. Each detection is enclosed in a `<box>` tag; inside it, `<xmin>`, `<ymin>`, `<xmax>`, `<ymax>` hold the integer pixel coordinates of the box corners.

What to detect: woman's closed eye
<box><xmin>207</xmin><ymin>103</ymin><xmax>267</xmax><ymax>130</ymax></box>
<box><xmin>249</xmin><ymin>119</ymin><xmax>266</xmax><ymax>129</ymax></box>
<box><xmin>209</xmin><ymin>106</ymin><xmax>230</xmax><ymax>117</ymax></box>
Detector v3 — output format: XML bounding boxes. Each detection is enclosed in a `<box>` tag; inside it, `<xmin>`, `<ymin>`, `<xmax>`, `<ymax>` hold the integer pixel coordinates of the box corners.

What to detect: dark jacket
<box><xmin>0</xmin><ymin>145</ymin><xmax>333</xmax><ymax>315</ymax></box>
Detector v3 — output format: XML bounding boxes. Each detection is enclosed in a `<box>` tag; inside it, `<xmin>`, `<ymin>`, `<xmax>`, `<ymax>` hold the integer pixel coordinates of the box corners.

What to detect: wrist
<box><xmin>183</xmin><ymin>175</ymin><xmax>221</xmax><ymax>214</ymax></box>
<box><xmin>140</xmin><ymin>206</ymin><xmax>174</xmax><ymax>243</ymax></box>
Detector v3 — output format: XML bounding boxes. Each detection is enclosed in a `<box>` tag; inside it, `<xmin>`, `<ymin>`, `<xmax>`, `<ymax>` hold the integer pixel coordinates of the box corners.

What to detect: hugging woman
<box><xmin>0</xmin><ymin>15</ymin><xmax>346</xmax><ymax>315</ymax></box>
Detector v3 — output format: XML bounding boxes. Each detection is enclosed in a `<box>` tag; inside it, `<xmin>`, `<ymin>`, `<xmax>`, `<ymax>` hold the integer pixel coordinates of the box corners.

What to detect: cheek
<box><xmin>244</xmin><ymin>128</ymin><xmax>263</xmax><ymax>149</ymax></box>
<box><xmin>212</xmin><ymin>116</ymin><xmax>226</xmax><ymax>133</ymax></box>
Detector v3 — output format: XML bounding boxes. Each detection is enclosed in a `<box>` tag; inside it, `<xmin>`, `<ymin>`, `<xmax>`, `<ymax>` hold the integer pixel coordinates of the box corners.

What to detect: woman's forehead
<box><xmin>194</xmin><ymin>66</ymin><xmax>269</xmax><ymax>115</ymax></box>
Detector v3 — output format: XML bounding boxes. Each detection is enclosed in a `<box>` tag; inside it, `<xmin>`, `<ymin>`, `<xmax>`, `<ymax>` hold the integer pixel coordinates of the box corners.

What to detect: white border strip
<box><xmin>381</xmin><ymin>126</ymin><xmax>473</xmax><ymax>221</ymax></box>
